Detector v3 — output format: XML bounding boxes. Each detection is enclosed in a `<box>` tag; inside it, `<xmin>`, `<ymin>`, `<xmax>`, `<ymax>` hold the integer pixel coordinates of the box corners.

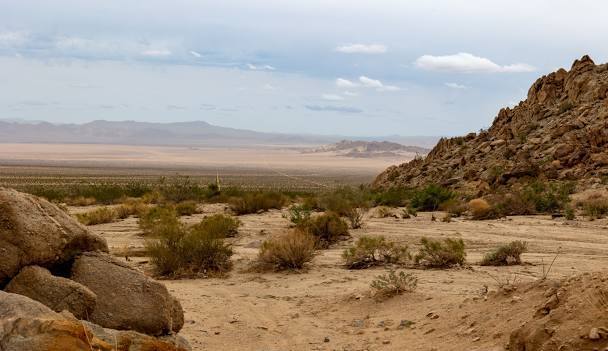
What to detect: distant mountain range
<box><xmin>0</xmin><ymin>119</ymin><xmax>439</xmax><ymax>148</ymax></box>
<box><xmin>303</xmin><ymin>140</ymin><xmax>429</xmax><ymax>158</ymax></box>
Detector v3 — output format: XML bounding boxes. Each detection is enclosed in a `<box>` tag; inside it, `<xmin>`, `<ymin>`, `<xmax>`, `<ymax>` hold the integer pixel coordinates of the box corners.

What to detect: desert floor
<box><xmin>75</xmin><ymin>204</ymin><xmax>608</xmax><ymax>351</ymax></box>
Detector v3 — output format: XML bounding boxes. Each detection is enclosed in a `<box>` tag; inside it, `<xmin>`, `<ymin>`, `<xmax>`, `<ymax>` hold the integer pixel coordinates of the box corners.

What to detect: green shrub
<box><xmin>301</xmin><ymin>212</ymin><xmax>349</xmax><ymax>248</ymax></box>
<box><xmin>480</xmin><ymin>241</ymin><xmax>527</xmax><ymax>266</ymax></box>
<box><xmin>138</xmin><ymin>206</ymin><xmax>179</xmax><ymax>235</ymax></box>
<box><xmin>175</xmin><ymin>200</ymin><xmax>199</xmax><ymax>216</ymax></box>
<box><xmin>371</xmin><ymin>188</ymin><xmax>410</xmax><ymax>207</ymax></box>
<box><xmin>284</xmin><ymin>204</ymin><xmax>312</xmax><ymax>226</ymax></box>
<box><xmin>370</xmin><ymin>269</ymin><xmax>417</xmax><ymax>298</ymax></box>
<box><xmin>146</xmin><ymin>216</ymin><xmax>233</xmax><ymax>277</ymax></box>
<box><xmin>564</xmin><ymin>206</ymin><xmax>576</xmax><ymax>220</ymax></box>
<box><xmin>410</xmin><ymin>185</ymin><xmax>454</xmax><ymax>211</ymax></box>
<box><xmin>229</xmin><ymin>191</ymin><xmax>288</xmax><ymax>215</ymax></box>
<box><xmin>345</xmin><ymin>207</ymin><xmax>366</xmax><ymax>229</ymax></box>
<box><xmin>75</xmin><ymin>207</ymin><xmax>117</xmax><ymax>225</ymax></box>
<box><xmin>317</xmin><ymin>187</ymin><xmax>370</xmax><ymax>216</ymax></box>
<box><xmin>257</xmin><ymin>230</ymin><xmax>316</xmax><ymax>271</ymax></box>
<box><xmin>343</xmin><ymin>236</ymin><xmax>410</xmax><ymax>269</ymax></box>
<box><xmin>521</xmin><ymin>181</ymin><xmax>574</xmax><ymax>213</ymax></box>
<box><xmin>192</xmin><ymin>214</ymin><xmax>240</xmax><ymax>238</ymax></box>
<box><xmin>414</xmin><ymin>237</ymin><xmax>466</xmax><ymax>268</ymax></box>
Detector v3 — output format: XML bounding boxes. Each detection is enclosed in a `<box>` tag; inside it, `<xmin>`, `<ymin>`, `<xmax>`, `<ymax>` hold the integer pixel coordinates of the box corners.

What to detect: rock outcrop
<box><xmin>0</xmin><ymin>291</ymin><xmax>190</xmax><ymax>351</ymax></box>
<box><xmin>0</xmin><ymin>187</ymin><xmax>108</xmax><ymax>286</ymax></box>
<box><xmin>71</xmin><ymin>252</ymin><xmax>184</xmax><ymax>336</ymax></box>
<box><xmin>374</xmin><ymin>56</ymin><xmax>608</xmax><ymax>193</ymax></box>
<box><xmin>5</xmin><ymin>265</ymin><xmax>97</xmax><ymax>320</ymax></box>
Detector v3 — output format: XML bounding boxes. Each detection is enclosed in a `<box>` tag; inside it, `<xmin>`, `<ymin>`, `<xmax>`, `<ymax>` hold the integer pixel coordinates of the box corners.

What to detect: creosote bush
<box><xmin>284</xmin><ymin>204</ymin><xmax>312</xmax><ymax>226</ymax></box>
<box><xmin>138</xmin><ymin>206</ymin><xmax>179</xmax><ymax>235</ymax></box>
<box><xmin>468</xmin><ymin>198</ymin><xmax>498</xmax><ymax>220</ymax></box>
<box><xmin>75</xmin><ymin>207</ymin><xmax>117</xmax><ymax>226</ymax></box>
<box><xmin>191</xmin><ymin>214</ymin><xmax>241</xmax><ymax>238</ymax></box>
<box><xmin>146</xmin><ymin>214</ymin><xmax>233</xmax><ymax>277</ymax></box>
<box><xmin>229</xmin><ymin>191</ymin><xmax>288</xmax><ymax>215</ymax></box>
<box><xmin>480</xmin><ymin>241</ymin><xmax>527</xmax><ymax>266</ymax></box>
<box><xmin>175</xmin><ymin>200</ymin><xmax>199</xmax><ymax>216</ymax></box>
<box><xmin>343</xmin><ymin>236</ymin><xmax>410</xmax><ymax>269</ymax></box>
<box><xmin>300</xmin><ymin>212</ymin><xmax>349</xmax><ymax>248</ymax></box>
<box><xmin>410</xmin><ymin>184</ymin><xmax>454</xmax><ymax>211</ymax></box>
<box><xmin>370</xmin><ymin>269</ymin><xmax>417</xmax><ymax>299</ymax></box>
<box><xmin>345</xmin><ymin>207</ymin><xmax>366</xmax><ymax>229</ymax></box>
<box><xmin>414</xmin><ymin>237</ymin><xmax>466</xmax><ymax>268</ymax></box>
<box><xmin>257</xmin><ymin>230</ymin><xmax>316</xmax><ymax>271</ymax></box>
<box><xmin>578</xmin><ymin>194</ymin><xmax>608</xmax><ymax>219</ymax></box>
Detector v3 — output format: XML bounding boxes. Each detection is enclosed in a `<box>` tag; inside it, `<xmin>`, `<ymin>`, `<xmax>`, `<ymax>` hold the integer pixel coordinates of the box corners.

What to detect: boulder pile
<box><xmin>0</xmin><ymin>187</ymin><xmax>189</xmax><ymax>350</ymax></box>
<box><xmin>374</xmin><ymin>55</ymin><xmax>608</xmax><ymax>194</ymax></box>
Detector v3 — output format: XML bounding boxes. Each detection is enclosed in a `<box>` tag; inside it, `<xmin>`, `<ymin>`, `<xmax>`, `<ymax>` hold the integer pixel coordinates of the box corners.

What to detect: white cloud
<box><xmin>321</xmin><ymin>94</ymin><xmax>344</xmax><ymax>101</ymax></box>
<box><xmin>343</xmin><ymin>91</ymin><xmax>358</xmax><ymax>97</ymax></box>
<box><xmin>444</xmin><ymin>82</ymin><xmax>467</xmax><ymax>89</ymax></box>
<box><xmin>0</xmin><ymin>31</ymin><xmax>28</xmax><ymax>47</ymax></box>
<box><xmin>247</xmin><ymin>63</ymin><xmax>276</xmax><ymax>71</ymax></box>
<box><xmin>263</xmin><ymin>83</ymin><xmax>276</xmax><ymax>90</ymax></box>
<box><xmin>359</xmin><ymin>76</ymin><xmax>400</xmax><ymax>91</ymax></box>
<box><xmin>336</xmin><ymin>78</ymin><xmax>358</xmax><ymax>88</ymax></box>
<box><xmin>141</xmin><ymin>49</ymin><xmax>172</xmax><ymax>57</ymax></box>
<box><xmin>335</xmin><ymin>43</ymin><xmax>387</xmax><ymax>54</ymax></box>
<box><xmin>415</xmin><ymin>53</ymin><xmax>535</xmax><ymax>73</ymax></box>
<box><xmin>190</xmin><ymin>50</ymin><xmax>202</xmax><ymax>58</ymax></box>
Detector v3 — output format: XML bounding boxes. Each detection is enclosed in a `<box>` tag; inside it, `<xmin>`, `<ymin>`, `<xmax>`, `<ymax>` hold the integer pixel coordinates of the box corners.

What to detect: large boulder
<box><xmin>5</xmin><ymin>265</ymin><xmax>97</xmax><ymax>319</ymax></box>
<box><xmin>0</xmin><ymin>188</ymin><xmax>108</xmax><ymax>286</ymax></box>
<box><xmin>0</xmin><ymin>291</ymin><xmax>190</xmax><ymax>351</ymax></box>
<box><xmin>70</xmin><ymin>252</ymin><xmax>184</xmax><ymax>336</ymax></box>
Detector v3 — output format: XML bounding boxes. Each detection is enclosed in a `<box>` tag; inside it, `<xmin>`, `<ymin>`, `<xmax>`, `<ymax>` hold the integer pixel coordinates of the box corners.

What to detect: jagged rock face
<box><xmin>374</xmin><ymin>56</ymin><xmax>608</xmax><ymax>193</ymax></box>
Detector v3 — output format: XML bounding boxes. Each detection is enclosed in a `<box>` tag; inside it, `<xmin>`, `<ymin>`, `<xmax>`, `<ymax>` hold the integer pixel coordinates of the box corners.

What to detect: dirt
<box><xmin>78</xmin><ymin>205</ymin><xmax>608</xmax><ymax>351</ymax></box>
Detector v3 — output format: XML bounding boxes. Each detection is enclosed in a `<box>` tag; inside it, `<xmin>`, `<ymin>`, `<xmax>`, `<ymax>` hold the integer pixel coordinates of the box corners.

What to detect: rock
<box><xmin>5</xmin><ymin>265</ymin><xmax>96</xmax><ymax>319</ymax></box>
<box><xmin>0</xmin><ymin>188</ymin><xmax>108</xmax><ymax>286</ymax></box>
<box><xmin>0</xmin><ymin>291</ymin><xmax>190</xmax><ymax>351</ymax></box>
<box><xmin>590</xmin><ymin>327</ymin><xmax>601</xmax><ymax>340</ymax></box>
<box><xmin>71</xmin><ymin>252</ymin><xmax>184</xmax><ymax>336</ymax></box>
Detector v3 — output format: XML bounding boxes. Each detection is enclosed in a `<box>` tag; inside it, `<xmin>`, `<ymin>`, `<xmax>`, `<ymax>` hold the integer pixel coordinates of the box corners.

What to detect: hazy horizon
<box><xmin>1</xmin><ymin>1</ymin><xmax>607</xmax><ymax>137</ymax></box>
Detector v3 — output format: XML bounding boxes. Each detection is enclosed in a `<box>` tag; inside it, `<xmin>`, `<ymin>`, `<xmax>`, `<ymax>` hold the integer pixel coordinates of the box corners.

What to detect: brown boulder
<box><xmin>0</xmin><ymin>188</ymin><xmax>108</xmax><ymax>286</ymax></box>
<box><xmin>0</xmin><ymin>291</ymin><xmax>190</xmax><ymax>351</ymax></box>
<box><xmin>5</xmin><ymin>265</ymin><xmax>96</xmax><ymax>319</ymax></box>
<box><xmin>70</xmin><ymin>252</ymin><xmax>184</xmax><ymax>336</ymax></box>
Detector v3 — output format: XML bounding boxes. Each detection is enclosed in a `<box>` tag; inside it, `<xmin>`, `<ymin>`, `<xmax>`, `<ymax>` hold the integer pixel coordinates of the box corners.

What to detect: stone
<box><xmin>5</xmin><ymin>265</ymin><xmax>96</xmax><ymax>319</ymax></box>
<box><xmin>71</xmin><ymin>252</ymin><xmax>184</xmax><ymax>336</ymax></box>
<box><xmin>0</xmin><ymin>188</ymin><xmax>108</xmax><ymax>286</ymax></box>
<box><xmin>590</xmin><ymin>327</ymin><xmax>601</xmax><ymax>340</ymax></box>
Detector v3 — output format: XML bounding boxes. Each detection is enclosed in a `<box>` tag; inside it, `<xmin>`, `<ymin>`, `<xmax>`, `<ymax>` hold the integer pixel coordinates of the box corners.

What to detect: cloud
<box><xmin>415</xmin><ymin>53</ymin><xmax>535</xmax><ymax>73</ymax></box>
<box><xmin>305</xmin><ymin>105</ymin><xmax>362</xmax><ymax>113</ymax></box>
<box><xmin>0</xmin><ymin>31</ymin><xmax>28</xmax><ymax>47</ymax></box>
<box><xmin>343</xmin><ymin>91</ymin><xmax>358</xmax><ymax>97</ymax></box>
<box><xmin>336</xmin><ymin>78</ymin><xmax>358</xmax><ymax>88</ymax></box>
<box><xmin>190</xmin><ymin>50</ymin><xmax>202</xmax><ymax>58</ymax></box>
<box><xmin>359</xmin><ymin>76</ymin><xmax>400</xmax><ymax>91</ymax></box>
<box><xmin>335</xmin><ymin>43</ymin><xmax>387</xmax><ymax>54</ymax></box>
<box><xmin>167</xmin><ymin>104</ymin><xmax>186</xmax><ymax>110</ymax></box>
<box><xmin>247</xmin><ymin>63</ymin><xmax>276</xmax><ymax>71</ymax></box>
<box><xmin>141</xmin><ymin>49</ymin><xmax>172</xmax><ymax>57</ymax></box>
<box><xmin>263</xmin><ymin>83</ymin><xmax>277</xmax><ymax>90</ymax></box>
<box><xmin>444</xmin><ymin>82</ymin><xmax>467</xmax><ymax>89</ymax></box>
<box><xmin>322</xmin><ymin>94</ymin><xmax>344</xmax><ymax>101</ymax></box>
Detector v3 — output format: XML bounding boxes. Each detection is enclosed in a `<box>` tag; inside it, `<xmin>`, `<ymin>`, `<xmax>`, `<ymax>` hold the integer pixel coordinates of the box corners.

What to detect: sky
<box><xmin>0</xmin><ymin>0</ymin><xmax>607</xmax><ymax>137</ymax></box>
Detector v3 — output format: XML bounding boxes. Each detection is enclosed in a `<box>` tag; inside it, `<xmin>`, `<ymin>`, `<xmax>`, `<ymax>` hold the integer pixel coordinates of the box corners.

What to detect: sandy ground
<box><xmin>77</xmin><ymin>204</ymin><xmax>608</xmax><ymax>351</ymax></box>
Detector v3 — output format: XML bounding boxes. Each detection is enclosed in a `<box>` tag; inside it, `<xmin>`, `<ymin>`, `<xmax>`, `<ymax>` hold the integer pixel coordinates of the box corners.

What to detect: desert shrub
<box><xmin>468</xmin><ymin>198</ymin><xmax>499</xmax><ymax>220</ymax></box>
<box><xmin>284</xmin><ymin>204</ymin><xmax>312</xmax><ymax>226</ymax></box>
<box><xmin>521</xmin><ymin>181</ymin><xmax>575</xmax><ymax>213</ymax></box>
<box><xmin>257</xmin><ymin>230</ymin><xmax>316</xmax><ymax>271</ymax></box>
<box><xmin>317</xmin><ymin>187</ymin><xmax>370</xmax><ymax>215</ymax></box>
<box><xmin>175</xmin><ymin>200</ymin><xmax>199</xmax><ymax>216</ymax></box>
<box><xmin>371</xmin><ymin>187</ymin><xmax>410</xmax><ymax>207</ymax></box>
<box><xmin>370</xmin><ymin>269</ymin><xmax>417</xmax><ymax>298</ymax></box>
<box><xmin>579</xmin><ymin>195</ymin><xmax>608</xmax><ymax>219</ymax></box>
<box><xmin>374</xmin><ymin>206</ymin><xmax>398</xmax><ymax>218</ymax></box>
<box><xmin>564</xmin><ymin>206</ymin><xmax>576</xmax><ymax>220</ymax></box>
<box><xmin>191</xmin><ymin>214</ymin><xmax>240</xmax><ymax>238</ymax></box>
<box><xmin>146</xmin><ymin>218</ymin><xmax>233</xmax><ymax>277</ymax></box>
<box><xmin>229</xmin><ymin>191</ymin><xmax>288</xmax><ymax>215</ymax></box>
<box><xmin>440</xmin><ymin>199</ymin><xmax>467</xmax><ymax>217</ymax></box>
<box><xmin>66</xmin><ymin>196</ymin><xmax>97</xmax><ymax>206</ymax></box>
<box><xmin>138</xmin><ymin>206</ymin><xmax>179</xmax><ymax>235</ymax></box>
<box><xmin>159</xmin><ymin>176</ymin><xmax>207</xmax><ymax>203</ymax></box>
<box><xmin>414</xmin><ymin>237</ymin><xmax>466</xmax><ymax>268</ymax></box>
<box><xmin>345</xmin><ymin>207</ymin><xmax>366</xmax><ymax>229</ymax></box>
<box><xmin>480</xmin><ymin>241</ymin><xmax>527</xmax><ymax>266</ymax></box>
<box><xmin>116</xmin><ymin>198</ymin><xmax>147</xmax><ymax>218</ymax></box>
<box><xmin>75</xmin><ymin>207</ymin><xmax>117</xmax><ymax>225</ymax></box>
<box><xmin>410</xmin><ymin>185</ymin><xmax>454</xmax><ymax>211</ymax></box>
<box><xmin>301</xmin><ymin>212</ymin><xmax>349</xmax><ymax>248</ymax></box>
<box><xmin>343</xmin><ymin>236</ymin><xmax>410</xmax><ymax>269</ymax></box>
<box><xmin>490</xmin><ymin>192</ymin><xmax>536</xmax><ymax>216</ymax></box>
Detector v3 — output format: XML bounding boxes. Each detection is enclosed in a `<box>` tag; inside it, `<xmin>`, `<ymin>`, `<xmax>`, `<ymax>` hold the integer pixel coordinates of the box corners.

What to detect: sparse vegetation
<box><xmin>578</xmin><ymin>193</ymin><xmax>608</xmax><ymax>219</ymax></box>
<box><xmin>175</xmin><ymin>200</ymin><xmax>199</xmax><ymax>216</ymax></box>
<box><xmin>75</xmin><ymin>207</ymin><xmax>117</xmax><ymax>225</ymax></box>
<box><xmin>229</xmin><ymin>191</ymin><xmax>288</xmax><ymax>215</ymax></box>
<box><xmin>414</xmin><ymin>237</ymin><xmax>466</xmax><ymax>268</ymax></box>
<box><xmin>343</xmin><ymin>236</ymin><xmax>410</xmax><ymax>269</ymax></box>
<box><xmin>480</xmin><ymin>241</ymin><xmax>527</xmax><ymax>266</ymax></box>
<box><xmin>410</xmin><ymin>184</ymin><xmax>454</xmax><ymax>211</ymax></box>
<box><xmin>284</xmin><ymin>204</ymin><xmax>313</xmax><ymax>226</ymax></box>
<box><xmin>370</xmin><ymin>269</ymin><xmax>418</xmax><ymax>298</ymax></box>
<box><xmin>257</xmin><ymin>230</ymin><xmax>316</xmax><ymax>271</ymax></box>
<box><xmin>468</xmin><ymin>198</ymin><xmax>498</xmax><ymax>220</ymax></box>
<box><xmin>300</xmin><ymin>212</ymin><xmax>349</xmax><ymax>248</ymax></box>
<box><xmin>138</xmin><ymin>206</ymin><xmax>179</xmax><ymax>235</ymax></box>
<box><xmin>191</xmin><ymin>214</ymin><xmax>240</xmax><ymax>238</ymax></box>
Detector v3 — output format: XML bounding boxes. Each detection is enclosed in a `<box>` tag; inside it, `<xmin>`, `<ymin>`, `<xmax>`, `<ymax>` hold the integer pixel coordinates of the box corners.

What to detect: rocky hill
<box><xmin>374</xmin><ymin>55</ymin><xmax>608</xmax><ymax>193</ymax></box>
<box><xmin>304</xmin><ymin>140</ymin><xmax>429</xmax><ymax>158</ymax></box>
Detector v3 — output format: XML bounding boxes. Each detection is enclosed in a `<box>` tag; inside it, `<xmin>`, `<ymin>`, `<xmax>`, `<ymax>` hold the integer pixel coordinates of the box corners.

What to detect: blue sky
<box><xmin>1</xmin><ymin>0</ymin><xmax>607</xmax><ymax>136</ymax></box>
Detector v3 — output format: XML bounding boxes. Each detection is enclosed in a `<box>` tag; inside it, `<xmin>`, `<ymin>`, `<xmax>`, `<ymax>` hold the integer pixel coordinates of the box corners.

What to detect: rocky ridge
<box><xmin>374</xmin><ymin>56</ymin><xmax>608</xmax><ymax>193</ymax></box>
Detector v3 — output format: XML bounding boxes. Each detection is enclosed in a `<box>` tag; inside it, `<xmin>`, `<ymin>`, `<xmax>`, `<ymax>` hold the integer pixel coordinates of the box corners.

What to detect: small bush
<box><xmin>414</xmin><ymin>237</ymin><xmax>466</xmax><ymax>268</ymax></box>
<box><xmin>146</xmin><ymin>216</ymin><xmax>233</xmax><ymax>277</ymax></box>
<box><xmin>564</xmin><ymin>206</ymin><xmax>576</xmax><ymax>220</ymax></box>
<box><xmin>440</xmin><ymin>199</ymin><xmax>467</xmax><ymax>217</ymax></box>
<box><xmin>480</xmin><ymin>241</ymin><xmax>527</xmax><ymax>266</ymax></box>
<box><xmin>580</xmin><ymin>196</ymin><xmax>608</xmax><ymax>219</ymax></box>
<box><xmin>468</xmin><ymin>198</ymin><xmax>498</xmax><ymax>220</ymax></box>
<box><xmin>410</xmin><ymin>185</ymin><xmax>454</xmax><ymax>211</ymax></box>
<box><xmin>345</xmin><ymin>207</ymin><xmax>366</xmax><ymax>229</ymax></box>
<box><xmin>284</xmin><ymin>204</ymin><xmax>312</xmax><ymax>226</ymax></box>
<box><xmin>138</xmin><ymin>206</ymin><xmax>179</xmax><ymax>235</ymax></box>
<box><xmin>230</xmin><ymin>192</ymin><xmax>287</xmax><ymax>215</ymax></box>
<box><xmin>521</xmin><ymin>181</ymin><xmax>574</xmax><ymax>213</ymax></box>
<box><xmin>370</xmin><ymin>269</ymin><xmax>417</xmax><ymax>298</ymax></box>
<box><xmin>192</xmin><ymin>214</ymin><xmax>240</xmax><ymax>238</ymax></box>
<box><xmin>343</xmin><ymin>236</ymin><xmax>410</xmax><ymax>269</ymax></box>
<box><xmin>257</xmin><ymin>230</ymin><xmax>316</xmax><ymax>271</ymax></box>
<box><xmin>301</xmin><ymin>212</ymin><xmax>349</xmax><ymax>248</ymax></box>
<box><xmin>374</xmin><ymin>206</ymin><xmax>398</xmax><ymax>218</ymax></box>
<box><xmin>114</xmin><ymin>200</ymin><xmax>147</xmax><ymax>219</ymax></box>
<box><xmin>175</xmin><ymin>201</ymin><xmax>199</xmax><ymax>216</ymax></box>
<box><xmin>66</xmin><ymin>196</ymin><xmax>97</xmax><ymax>206</ymax></box>
<box><xmin>75</xmin><ymin>207</ymin><xmax>117</xmax><ymax>225</ymax></box>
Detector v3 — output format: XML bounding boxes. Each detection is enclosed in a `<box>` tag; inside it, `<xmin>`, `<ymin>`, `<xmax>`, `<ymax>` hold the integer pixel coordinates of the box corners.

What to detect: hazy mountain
<box><xmin>0</xmin><ymin>119</ymin><xmax>440</xmax><ymax>148</ymax></box>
